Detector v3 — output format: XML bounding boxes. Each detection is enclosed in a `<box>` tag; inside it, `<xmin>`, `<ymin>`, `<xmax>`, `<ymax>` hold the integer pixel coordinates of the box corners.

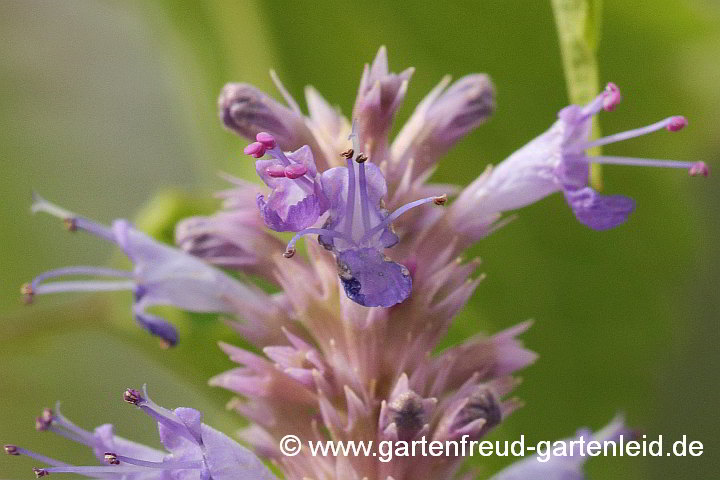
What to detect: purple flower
<box><xmin>24</xmin><ymin>194</ymin><xmax>273</xmax><ymax>346</ymax></box>
<box><xmin>248</xmin><ymin>137</ymin><xmax>330</xmax><ymax>232</ymax></box>
<box><xmin>244</xmin><ymin>127</ymin><xmax>447</xmax><ymax>308</ymax></box>
<box><xmin>453</xmin><ymin>83</ymin><xmax>708</xmax><ymax>230</ymax></box>
<box><xmin>4</xmin><ymin>386</ymin><xmax>276</xmax><ymax>480</ymax></box>
<box><xmin>490</xmin><ymin>416</ymin><xmax>631</xmax><ymax>480</ymax></box>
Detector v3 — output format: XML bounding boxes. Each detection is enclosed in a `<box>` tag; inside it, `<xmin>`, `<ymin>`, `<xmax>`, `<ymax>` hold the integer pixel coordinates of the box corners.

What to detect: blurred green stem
<box><xmin>551</xmin><ymin>0</ymin><xmax>604</xmax><ymax>190</ymax></box>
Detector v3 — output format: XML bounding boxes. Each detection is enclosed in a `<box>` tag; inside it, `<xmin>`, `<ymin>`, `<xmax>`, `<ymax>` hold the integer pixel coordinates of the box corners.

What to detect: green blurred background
<box><xmin>1</xmin><ymin>0</ymin><xmax>717</xmax><ymax>478</ymax></box>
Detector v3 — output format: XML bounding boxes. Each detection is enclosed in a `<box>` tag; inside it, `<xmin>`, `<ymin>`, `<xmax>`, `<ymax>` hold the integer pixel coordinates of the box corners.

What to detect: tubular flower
<box><xmin>4</xmin><ymin>386</ymin><xmax>276</xmax><ymax>480</ymax></box>
<box><xmin>23</xmin><ymin>194</ymin><xmax>282</xmax><ymax>346</ymax></box>
<box><xmin>452</xmin><ymin>82</ymin><xmax>708</xmax><ymax>231</ymax></box>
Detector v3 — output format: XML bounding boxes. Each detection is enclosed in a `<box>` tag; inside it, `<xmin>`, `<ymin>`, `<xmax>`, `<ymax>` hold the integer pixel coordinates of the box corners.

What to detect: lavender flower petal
<box><xmin>336</xmin><ymin>248</ymin><xmax>411</xmax><ymax>307</ymax></box>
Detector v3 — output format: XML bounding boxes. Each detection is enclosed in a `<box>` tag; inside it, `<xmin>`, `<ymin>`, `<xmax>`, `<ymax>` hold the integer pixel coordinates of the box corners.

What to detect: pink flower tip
<box><xmin>689</xmin><ymin>161</ymin><xmax>709</xmax><ymax>177</ymax></box>
<box><xmin>667</xmin><ymin>116</ymin><xmax>688</xmax><ymax>132</ymax></box>
<box><xmin>603</xmin><ymin>82</ymin><xmax>622</xmax><ymax>111</ymax></box>
<box><xmin>256</xmin><ymin>132</ymin><xmax>276</xmax><ymax>149</ymax></box>
<box><xmin>244</xmin><ymin>142</ymin><xmax>266</xmax><ymax>158</ymax></box>
<box><xmin>284</xmin><ymin>164</ymin><xmax>308</xmax><ymax>179</ymax></box>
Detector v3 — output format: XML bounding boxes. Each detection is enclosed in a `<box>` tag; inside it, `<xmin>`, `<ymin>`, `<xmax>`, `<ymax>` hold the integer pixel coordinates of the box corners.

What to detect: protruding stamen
<box><xmin>283</xmin><ymin>247</ymin><xmax>296</xmax><ymax>259</ymax></box>
<box><xmin>583</xmin><ymin>116</ymin><xmax>687</xmax><ymax>150</ymax></box>
<box><xmin>689</xmin><ymin>161</ymin><xmax>709</xmax><ymax>177</ymax></box>
<box><xmin>356</xmin><ymin>153</ymin><xmax>368</xmax><ymax>163</ymax></box>
<box><xmin>256</xmin><ymin>132</ymin><xmax>276</xmax><ymax>149</ymax></box>
<box><xmin>360</xmin><ymin>195</ymin><xmax>446</xmax><ymax>245</ymax></box>
<box><xmin>4</xmin><ymin>446</ymin><xmax>69</xmax><ymax>468</ymax></box>
<box><xmin>341</xmin><ymin>149</ymin><xmax>354</xmax><ymax>159</ymax></box>
<box><xmin>104</xmin><ymin>453</ymin><xmax>119</xmax><ymax>465</ymax></box>
<box><xmin>266</xmin><ymin>165</ymin><xmax>286</xmax><ymax>177</ymax></box>
<box><xmin>603</xmin><ymin>82</ymin><xmax>621</xmax><ymax>111</ymax></box>
<box><xmin>4</xmin><ymin>445</ymin><xmax>19</xmax><ymax>455</ymax></box>
<box><xmin>24</xmin><ymin>266</ymin><xmax>135</xmax><ymax>300</ymax></box>
<box><xmin>123</xmin><ymin>388</ymin><xmax>143</xmax><ymax>405</ymax></box>
<box><xmin>33</xmin><ymin>468</ymin><xmax>49</xmax><ymax>477</ymax></box>
<box><xmin>244</xmin><ymin>142</ymin><xmax>266</xmax><ymax>158</ymax></box>
<box><xmin>284</xmin><ymin>164</ymin><xmax>308</xmax><ymax>179</ymax></box>
<box><xmin>433</xmin><ymin>194</ymin><xmax>448</xmax><ymax>206</ymax></box>
<box><xmin>588</xmin><ymin>155</ymin><xmax>708</xmax><ymax>176</ymax></box>
<box><xmin>667</xmin><ymin>116</ymin><xmax>688</xmax><ymax>132</ymax></box>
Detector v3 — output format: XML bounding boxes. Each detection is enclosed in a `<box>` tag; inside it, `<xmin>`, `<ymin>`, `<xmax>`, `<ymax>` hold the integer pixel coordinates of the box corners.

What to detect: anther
<box><xmin>341</xmin><ymin>149</ymin><xmax>354</xmax><ymax>159</ymax></box>
<box><xmin>266</xmin><ymin>165</ymin><xmax>286</xmax><ymax>178</ymax></box>
<box><xmin>284</xmin><ymin>164</ymin><xmax>308</xmax><ymax>179</ymax></box>
<box><xmin>63</xmin><ymin>218</ymin><xmax>77</xmax><ymax>232</ymax></box>
<box><xmin>4</xmin><ymin>445</ymin><xmax>19</xmax><ymax>455</ymax></box>
<box><xmin>244</xmin><ymin>142</ymin><xmax>266</xmax><ymax>158</ymax></box>
<box><xmin>256</xmin><ymin>132</ymin><xmax>276</xmax><ymax>149</ymax></box>
<box><xmin>104</xmin><ymin>452</ymin><xmax>119</xmax><ymax>465</ymax></box>
<box><xmin>667</xmin><ymin>116</ymin><xmax>688</xmax><ymax>132</ymax></box>
<box><xmin>689</xmin><ymin>161</ymin><xmax>709</xmax><ymax>177</ymax></box>
<box><xmin>123</xmin><ymin>388</ymin><xmax>143</xmax><ymax>405</ymax></box>
<box><xmin>33</xmin><ymin>468</ymin><xmax>50</xmax><ymax>477</ymax></box>
<box><xmin>433</xmin><ymin>194</ymin><xmax>448</xmax><ymax>206</ymax></box>
<box><xmin>356</xmin><ymin>153</ymin><xmax>368</xmax><ymax>163</ymax></box>
<box><xmin>602</xmin><ymin>82</ymin><xmax>621</xmax><ymax>111</ymax></box>
<box><xmin>35</xmin><ymin>416</ymin><xmax>51</xmax><ymax>432</ymax></box>
<box><xmin>283</xmin><ymin>247</ymin><xmax>296</xmax><ymax>259</ymax></box>
<box><xmin>21</xmin><ymin>283</ymin><xmax>34</xmax><ymax>304</ymax></box>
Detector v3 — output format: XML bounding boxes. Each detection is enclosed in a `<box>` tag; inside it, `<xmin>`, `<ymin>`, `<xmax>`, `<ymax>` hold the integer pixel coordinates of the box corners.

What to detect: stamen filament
<box><xmin>360</xmin><ymin>196</ymin><xmax>443</xmax><ymax>244</ymax></box>
<box><xmin>582</xmin><ymin>117</ymin><xmax>679</xmax><ymax>150</ymax></box>
<box><xmin>47</xmin><ymin>426</ymin><xmax>93</xmax><ymax>447</ymax></box>
<box><xmin>286</xmin><ymin>228</ymin><xmax>356</xmax><ymax>252</ymax></box>
<box><xmin>53</xmin><ymin>405</ymin><xmax>95</xmax><ymax>443</ymax></box>
<box><xmin>587</xmin><ymin>155</ymin><xmax>700</xmax><ymax>170</ymax></box>
<box><xmin>358</xmin><ymin>161</ymin><xmax>371</xmax><ymax>233</ymax></box>
<box><xmin>31</xmin><ymin>193</ymin><xmax>116</xmax><ymax>242</ymax></box>
<box><xmin>7</xmin><ymin>447</ymin><xmax>69</xmax><ymax>467</ymax></box>
<box><xmin>44</xmin><ymin>465</ymin><xmax>198</xmax><ymax>475</ymax></box>
<box><xmin>30</xmin><ymin>267</ymin><xmax>133</xmax><ymax>290</ymax></box>
<box><xmin>33</xmin><ymin>280</ymin><xmax>136</xmax><ymax>296</ymax></box>
<box><xmin>345</xmin><ymin>159</ymin><xmax>357</xmax><ymax>239</ymax></box>
<box><xmin>113</xmin><ymin>455</ymin><xmax>203</xmax><ymax>469</ymax></box>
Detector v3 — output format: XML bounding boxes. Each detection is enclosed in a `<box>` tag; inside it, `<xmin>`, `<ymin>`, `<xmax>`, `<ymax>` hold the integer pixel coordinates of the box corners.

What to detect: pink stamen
<box><xmin>689</xmin><ymin>161</ymin><xmax>709</xmax><ymax>177</ymax></box>
<box><xmin>583</xmin><ymin>116</ymin><xmax>685</xmax><ymax>150</ymax></box>
<box><xmin>284</xmin><ymin>164</ymin><xmax>308</xmax><ymax>179</ymax></box>
<box><xmin>603</xmin><ymin>82</ymin><xmax>621</xmax><ymax>111</ymax></box>
<box><xmin>243</xmin><ymin>142</ymin><xmax>266</xmax><ymax>158</ymax></box>
<box><xmin>266</xmin><ymin>165</ymin><xmax>286</xmax><ymax>178</ymax></box>
<box><xmin>667</xmin><ymin>116</ymin><xmax>688</xmax><ymax>132</ymax></box>
<box><xmin>256</xmin><ymin>132</ymin><xmax>276</xmax><ymax>149</ymax></box>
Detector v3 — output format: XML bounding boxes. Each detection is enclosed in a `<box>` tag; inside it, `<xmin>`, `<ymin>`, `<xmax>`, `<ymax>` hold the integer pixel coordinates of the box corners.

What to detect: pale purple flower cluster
<box><xmin>5</xmin><ymin>386</ymin><xmax>276</xmax><ymax>480</ymax></box>
<box><xmin>8</xmin><ymin>47</ymin><xmax>707</xmax><ymax>479</ymax></box>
